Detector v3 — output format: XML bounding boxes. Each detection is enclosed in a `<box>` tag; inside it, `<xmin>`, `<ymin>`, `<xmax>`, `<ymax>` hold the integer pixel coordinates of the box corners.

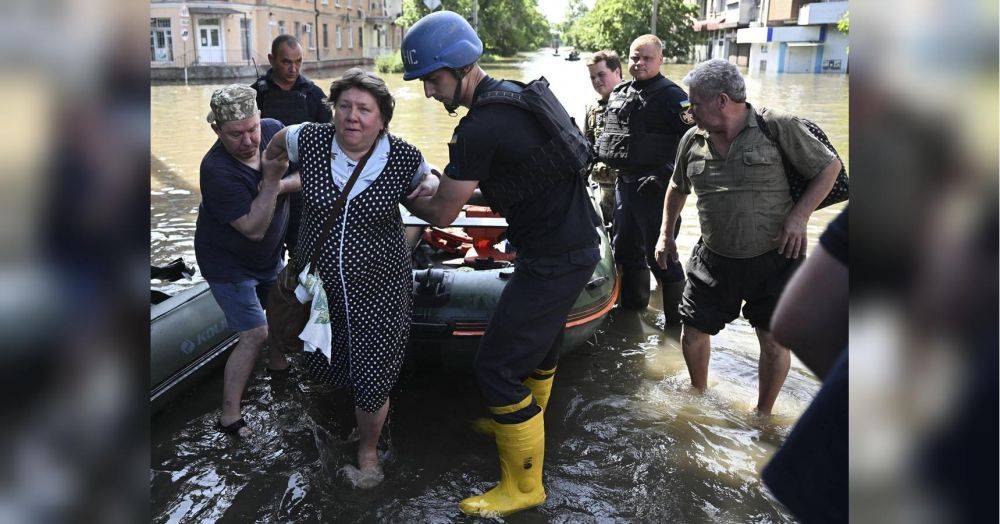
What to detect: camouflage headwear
<box><xmin>206</xmin><ymin>84</ymin><xmax>258</xmax><ymax>125</ymax></box>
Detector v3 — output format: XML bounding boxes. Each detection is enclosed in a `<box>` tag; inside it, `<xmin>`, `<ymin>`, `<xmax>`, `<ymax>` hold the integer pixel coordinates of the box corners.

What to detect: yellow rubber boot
<box><xmin>460</xmin><ymin>406</ymin><xmax>547</xmax><ymax>517</ymax></box>
<box><xmin>471</xmin><ymin>367</ymin><xmax>556</xmax><ymax>435</ymax></box>
<box><xmin>523</xmin><ymin>366</ymin><xmax>556</xmax><ymax>412</ymax></box>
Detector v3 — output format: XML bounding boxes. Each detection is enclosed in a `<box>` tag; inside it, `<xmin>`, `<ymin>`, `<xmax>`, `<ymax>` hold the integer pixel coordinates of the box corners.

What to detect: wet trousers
<box><xmin>613</xmin><ymin>178</ymin><xmax>684</xmax><ymax>282</ymax></box>
<box><xmin>474</xmin><ymin>246</ymin><xmax>601</xmax><ymax>424</ymax></box>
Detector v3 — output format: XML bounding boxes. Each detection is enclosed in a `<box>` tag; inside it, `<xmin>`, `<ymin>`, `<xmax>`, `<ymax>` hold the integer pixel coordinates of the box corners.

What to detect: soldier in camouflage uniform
<box><xmin>584</xmin><ymin>50</ymin><xmax>624</xmax><ymax>227</ymax></box>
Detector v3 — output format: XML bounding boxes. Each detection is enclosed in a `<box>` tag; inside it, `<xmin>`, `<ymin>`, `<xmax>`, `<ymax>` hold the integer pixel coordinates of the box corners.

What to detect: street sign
<box><xmin>181</xmin><ymin>29</ymin><xmax>189</xmax><ymax>42</ymax></box>
<box><xmin>179</xmin><ymin>4</ymin><xmax>190</xmax><ymax>18</ymax></box>
<box><xmin>180</xmin><ymin>18</ymin><xmax>189</xmax><ymax>28</ymax></box>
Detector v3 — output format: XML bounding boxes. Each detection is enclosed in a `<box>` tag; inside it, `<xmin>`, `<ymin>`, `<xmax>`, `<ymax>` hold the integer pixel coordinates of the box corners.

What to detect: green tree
<box><xmin>837</xmin><ymin>10</ymin><xmax>849</xmax><ymax>34</ymax></box>
<box><xmin>399</xmin><ymin>0</ymin><xmax>549</xmax><ymax>56</ymax></box>
<box><xmin>558</xmin><ymin>0</ymin><xmax>590</xmax><ymax>47</ymax></box>
<box><xmin>567</xmin><ymin>0</ymin><xmax>701</xmax><ymax>60</ymax></box>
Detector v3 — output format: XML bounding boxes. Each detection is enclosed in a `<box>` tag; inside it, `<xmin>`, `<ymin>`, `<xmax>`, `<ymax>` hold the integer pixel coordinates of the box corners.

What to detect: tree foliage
<box><xmin>398</xmin><ymin>0</ymin><xmax>550</xmax><ymax>56</ymax></box>
<box><xmin>558</xmin><ymin>0</ymin><xmax>591</xmax><ymax>47</ymax></box>
<box><xmin>837</xmin><ymin>10</ymin><xmax>849</xmax><ymax>35</ymax></box>
<box><xmin>565</xmin><ymin>0</ymin><xmax>701</xmax><ymax>60</ymax></box>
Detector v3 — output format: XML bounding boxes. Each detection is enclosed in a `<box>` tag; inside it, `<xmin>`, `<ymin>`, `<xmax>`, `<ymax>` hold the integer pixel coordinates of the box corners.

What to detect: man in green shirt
<box><xmin>654</xmin><ymin>59</ymin><xmax>841</xmax><ymax>415</ymax></box>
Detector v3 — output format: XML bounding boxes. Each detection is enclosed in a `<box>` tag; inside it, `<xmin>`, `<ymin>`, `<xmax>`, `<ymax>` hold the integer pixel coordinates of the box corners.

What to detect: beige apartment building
<box><xmin>150</xmin><ymin>1</ymin><xmax>404</xmax><ymax>80</ymax></box>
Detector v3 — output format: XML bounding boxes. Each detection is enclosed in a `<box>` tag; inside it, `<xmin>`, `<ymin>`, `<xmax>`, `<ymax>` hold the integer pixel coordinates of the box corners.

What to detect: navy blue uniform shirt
<box><xmin>445</xmin><ymin>76</ymin><xmax>600</xmax><ymax>257</ymax></box>
<box><xmin>194</xmin><ymin>118</ymin><xmax>288</xmax><ymax>282</ymax></box>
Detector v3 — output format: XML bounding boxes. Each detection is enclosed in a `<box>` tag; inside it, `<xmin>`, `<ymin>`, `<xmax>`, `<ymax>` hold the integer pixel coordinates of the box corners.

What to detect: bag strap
<box><xmin>303</xmin><ymin>136</ymin><xmax>379</xmax><ymax>272</ymax></box>
<box><xmin>754</xmin><ymin>107</ymin><xmax>789</xmax><ymax>164</ymax></box>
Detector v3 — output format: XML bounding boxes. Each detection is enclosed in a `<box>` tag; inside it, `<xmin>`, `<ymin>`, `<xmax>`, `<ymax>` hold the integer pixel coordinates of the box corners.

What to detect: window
<box><xmin>335</xmin><ymin>0</ymin><xmax>341</xmax><ymax>6</ymax></box>
<box><xmin>294</xmin><ymin>21</ymin><xmax>301</xmax><ymax>39</ymax></box>
<box><xmin>336</xmin><ymin>25</ymin><xmax>343</xmax><ymax>49</ymax></box>
<box><xmin>348</xmin><ymin>0</ymin><xmax>352</xmax><ymax>8</ymax></box>
<box><xmin>278</xmin><ymin>20</ymin><xmax>286</xmax><ymax>35</ymax></box>
<box><xmin>305</xmin><ymin>23</ymin><xmax>314</xmax><ymax>49</ymax></box>
<box><xmin>348</xmin><ymin>24</ymin><xmax>354</xmax><ymax>49</ymax></box>
<box><xmin>322</xmin><ymin>0</ymin><xmax>328</xmax><ymax>4</ymax></box>
<box><xmin>323</xmin><ymin>24</ymin><xmax>329</xmax><ymax>48</ymax></box>
<box><xmin>240</xmin><ymin>18</ymin><xmax>253</xmax><ymax>61</ymax></box>
<box><xmin>150</xmin><ymin>18</ymin><xmax>173</xmax><ymax>62</ymax></box>
<box><xmin>358</xmin><ymin>27</ymin><xmax>363</xmax><ymax>48</ymax></box>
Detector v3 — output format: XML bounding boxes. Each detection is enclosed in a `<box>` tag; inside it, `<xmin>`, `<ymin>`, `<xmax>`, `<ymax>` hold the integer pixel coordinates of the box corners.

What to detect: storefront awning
<box><xmin>785</xmin><ymin>42</ymin><xmax>823</xmax><ymax>47</ymax></box>
<box><xmin>188</xmin><ymin>7</ymin><xmax>242</xmax><ymax>16</ymax></box>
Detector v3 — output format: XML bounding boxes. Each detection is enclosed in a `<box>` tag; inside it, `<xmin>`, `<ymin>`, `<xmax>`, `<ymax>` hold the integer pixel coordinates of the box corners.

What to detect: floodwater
<box><xmin>151</xmin><ymin>51</ymin><xmax>847</xmax><ymax>522</ymax></box>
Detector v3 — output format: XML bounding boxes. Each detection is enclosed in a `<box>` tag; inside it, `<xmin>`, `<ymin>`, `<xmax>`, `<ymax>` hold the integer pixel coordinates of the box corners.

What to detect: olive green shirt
<box><xmin>584</xmin><ymin>98</ymin><xmax>620</xmax><ymax>185</ymax></box>
<box><xmin>670</xmin><ymin>103</ymin><xmax>836</xmax><ymax>258</ymax></box>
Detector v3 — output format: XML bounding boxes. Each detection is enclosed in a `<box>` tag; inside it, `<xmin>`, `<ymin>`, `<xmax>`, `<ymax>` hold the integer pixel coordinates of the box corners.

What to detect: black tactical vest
<box><xmin>471</xmin><ymin>77</ymin><xmax>592</xmax><ymax>214</ymax></box>
<box><xmin>255</xmin><ymin>79</ymin><xmax>311</xmax><ymax>127</ymax></box>
<box><xmin>595</xmin><ymin>75</ymin><xmax>685</xmax><ymax>172</ymax></box>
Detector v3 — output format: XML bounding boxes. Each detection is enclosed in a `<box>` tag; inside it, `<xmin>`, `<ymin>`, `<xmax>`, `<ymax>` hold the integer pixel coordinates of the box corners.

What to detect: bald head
<box><xmin>628</xmin><ymin>34</ymin><xmax>664</xmax><ymax>81</ymax></box>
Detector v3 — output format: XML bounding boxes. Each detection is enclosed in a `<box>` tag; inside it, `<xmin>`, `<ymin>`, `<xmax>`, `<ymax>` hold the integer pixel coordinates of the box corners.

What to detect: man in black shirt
<box><xmin>401</xmin><ymin>10</ymin><xmax>600</xmax><ymax>518</ymax></box>
<box><xmin>250</xmin><ymin>35</ymin><xmax>332</xmax><ymax>258</ymax></box>
<box><xmin>595</xmin><ymin>34</ymin><xmax>693</xmax><ymax>321</ymax></box>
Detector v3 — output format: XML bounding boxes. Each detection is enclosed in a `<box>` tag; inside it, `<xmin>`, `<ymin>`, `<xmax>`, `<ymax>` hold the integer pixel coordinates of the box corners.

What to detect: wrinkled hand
<box><xmin>636</xmin><ymin>175</ymin><xmax>666</xmax><ymax>196</ymax></box>
<box><xmin>407</xmin><ymin>168</ymin><xmax>440</xmax><ymax>200</ymax></box>
<box><xmin>654</xmin><ymin>234</ymin><xmax>678</xmax><ymax>270</ymax></box>
<box><xmin>261</xmin><ymin>147</ymin><xmax>289</xmax><ymax>185</ymax></box>
<box><xmin>777</xmin><ymin>212</ymin><xmax>808</xmax><ymax>259</ymax></box>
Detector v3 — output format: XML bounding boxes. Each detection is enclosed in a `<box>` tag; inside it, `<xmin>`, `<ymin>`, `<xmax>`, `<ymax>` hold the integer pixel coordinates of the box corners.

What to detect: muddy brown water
<box><xmin>151</xmin><ymin>51</ymin><xmax>847</xmax><ymax>522</ymax></box>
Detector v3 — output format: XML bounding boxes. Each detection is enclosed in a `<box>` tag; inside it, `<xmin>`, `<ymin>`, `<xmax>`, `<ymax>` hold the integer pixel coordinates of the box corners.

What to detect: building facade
<box><xmin>150</xmin><ymin>1</ymin><xmax>404</xmax><ymax>80</ymax></box>
<box><xmin>690</xmin><ymin>0</ymin><xmax>848</xmax><ymax>74</ymax></box>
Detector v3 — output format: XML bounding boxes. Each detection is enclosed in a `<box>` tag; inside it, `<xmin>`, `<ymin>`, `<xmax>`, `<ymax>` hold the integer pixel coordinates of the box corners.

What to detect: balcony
<box><xmin>737</xmin><ymin>25</ymin><xmax>821</xmax><ymax>43</ymax></box>
<box><xmin>767</xmin><ymin>0</ymin><xmax>806</xmax><ymax>24</ymax></box>
<box><xmin>798</xmin><ymin>1</ymin><xmax>848</xmax><ymax>25</ymax></box>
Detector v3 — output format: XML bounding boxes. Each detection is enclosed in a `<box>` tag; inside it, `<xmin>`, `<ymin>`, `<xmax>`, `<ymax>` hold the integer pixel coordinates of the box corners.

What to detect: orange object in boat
<box><xmin>464</xmin><ymin>206</ymin><xmax>515</xmax><ymax>262</ymax></box>
<box><xmin>423</xmin><ymin>227</ymin><xmax>472</xmax><ymax>255</ymax></box>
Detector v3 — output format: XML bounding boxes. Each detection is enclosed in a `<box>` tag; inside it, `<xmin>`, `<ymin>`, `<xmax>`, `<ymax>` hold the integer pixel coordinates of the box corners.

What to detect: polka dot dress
<box><xmin>292</xmin><ymin>123</ymin><xmax>421</xmax><ymax>413</ymax></box>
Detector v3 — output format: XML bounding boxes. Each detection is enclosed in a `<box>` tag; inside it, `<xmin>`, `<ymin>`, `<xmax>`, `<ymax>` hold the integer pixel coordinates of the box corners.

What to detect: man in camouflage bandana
<box><xmin>196</xmin><ymin>84</ymin><xmax>299</xmax><ymax>436</ymax></box>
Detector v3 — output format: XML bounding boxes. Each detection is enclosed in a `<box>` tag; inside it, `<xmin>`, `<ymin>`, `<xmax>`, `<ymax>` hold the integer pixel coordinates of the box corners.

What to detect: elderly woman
<box><xmin>263</xmin><ymin>68</ymin><xmax>437</xmax><ymax>486</ymax></box>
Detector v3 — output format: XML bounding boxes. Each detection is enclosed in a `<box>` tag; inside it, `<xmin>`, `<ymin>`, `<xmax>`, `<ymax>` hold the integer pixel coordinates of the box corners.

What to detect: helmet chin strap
<box><xmin>444</xmin><ymin>67</ymin><xmax>465</xmax><ymax>116</ymax></box>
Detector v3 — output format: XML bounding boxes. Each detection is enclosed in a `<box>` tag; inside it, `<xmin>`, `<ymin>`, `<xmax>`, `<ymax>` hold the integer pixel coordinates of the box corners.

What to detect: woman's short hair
<box><xmin>328</xmin><ymin>68</ymin><xmax>395</xmax><ymax>131</ymax></box>
<box><xmin>682</xmin><ymin>58</ymin><xmax>746</xmax><ymax>102</ymax></box>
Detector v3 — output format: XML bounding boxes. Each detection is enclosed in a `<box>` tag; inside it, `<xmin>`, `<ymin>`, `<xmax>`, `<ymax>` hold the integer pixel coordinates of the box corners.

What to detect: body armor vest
<box><xmin>471</xmin><ymin>77</ymin><xmax>592</xmax><ymax>214</ymax></box>
<box><xmin>595</xmin><ymin>76</ymin><xmax>684</xmax><ymax>173</ymax></box>
<box><xmin>255</xmin><ymin>80</ymin><xmax>311</xmax><ymax>127</ymax></box>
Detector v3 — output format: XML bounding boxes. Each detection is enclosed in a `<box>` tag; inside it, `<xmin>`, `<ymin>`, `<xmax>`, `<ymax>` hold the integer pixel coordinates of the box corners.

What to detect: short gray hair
<box><xmin>682</xmin><ymin>58</ymin><xmax>746</xmax><ymax>102</ymax></box>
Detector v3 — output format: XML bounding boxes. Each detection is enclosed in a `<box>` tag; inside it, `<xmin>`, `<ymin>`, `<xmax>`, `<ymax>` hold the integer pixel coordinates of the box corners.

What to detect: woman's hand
<box><xmin>407</xmin><ymin>168</ymin><xmax>440</xmax><ymax>200</ymax></box>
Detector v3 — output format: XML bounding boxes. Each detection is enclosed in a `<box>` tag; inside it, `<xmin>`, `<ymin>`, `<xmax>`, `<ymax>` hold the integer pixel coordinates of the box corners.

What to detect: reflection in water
<box><xmin>151</xmin><ymin>51</ymin><xmax>845</xmax><ymax>522</ymax></box>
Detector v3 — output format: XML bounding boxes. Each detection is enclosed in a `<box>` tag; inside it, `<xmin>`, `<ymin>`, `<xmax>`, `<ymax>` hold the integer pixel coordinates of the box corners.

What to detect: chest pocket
<box><xmin>742</xmin><ymin>144</ymin><xmax>783</xmax><ymax>186</ymax></box>
<box><xmin>686</xmin><ymin>159</ymin><xmax>706</xmax><ymax>179</ymax></box>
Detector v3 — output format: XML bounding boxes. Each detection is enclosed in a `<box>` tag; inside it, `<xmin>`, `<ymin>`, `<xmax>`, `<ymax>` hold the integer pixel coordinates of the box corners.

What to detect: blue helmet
<box><xmin>401</xmin><ymin>11</ymin><xmax>483</xmax><ymax>81</ymax></box>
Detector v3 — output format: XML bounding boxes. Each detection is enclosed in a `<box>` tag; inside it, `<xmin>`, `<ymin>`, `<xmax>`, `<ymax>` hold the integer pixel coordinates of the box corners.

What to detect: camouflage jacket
<box><xmin>584</xmin><ymin>98</ymin><xmax>620</xmax><ymax>185</ymax></box>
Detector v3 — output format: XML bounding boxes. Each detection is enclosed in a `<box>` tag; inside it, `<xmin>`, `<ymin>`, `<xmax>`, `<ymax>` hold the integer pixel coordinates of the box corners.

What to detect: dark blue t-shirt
<box><xmin>444</xmin><ymin>76</ymin><xmax>600</xmax><ymax>257</ymax></box>
<box><xmin>194</xmin><ymin>118</ymin><xmax>288</xmax><ymax>282</ymax></box>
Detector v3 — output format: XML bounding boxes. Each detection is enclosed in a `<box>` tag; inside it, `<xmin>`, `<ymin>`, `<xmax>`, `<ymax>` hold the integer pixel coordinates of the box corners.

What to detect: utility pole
<box><xmin>651</xmin><ymin>0</ymin><xmax>658</xmax><ymax>35</ymax></box>
<box><xmin>471</xmin><ymin>0</ymin><xmax>479</xmax><ymax>31</ymax></box>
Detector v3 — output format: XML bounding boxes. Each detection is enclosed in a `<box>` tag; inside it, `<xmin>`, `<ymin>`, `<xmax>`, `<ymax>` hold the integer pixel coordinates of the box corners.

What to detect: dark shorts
<box><xmin>206</xmin><ymin>278</ymin><xmax>274</xmax><ymax>332</ymax></box>
<box><xmin>679</xmin><ymin>240</ymin><xmax>802</xmax><ymax>335</ymax></box>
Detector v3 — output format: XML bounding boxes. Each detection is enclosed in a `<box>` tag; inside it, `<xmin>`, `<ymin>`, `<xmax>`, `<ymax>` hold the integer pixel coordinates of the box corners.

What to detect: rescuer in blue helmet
<box><xmin>402</xmin><ymin>10</ymin><xmax>602</xmax><ymax>518</ymax></box>
<box><xmin>401</xmin><ymin>10</ymin><xmax>483</xmax><ymax>114</ymax></box>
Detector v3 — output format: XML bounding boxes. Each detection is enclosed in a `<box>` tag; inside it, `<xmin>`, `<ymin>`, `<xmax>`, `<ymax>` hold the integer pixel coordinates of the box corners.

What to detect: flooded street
<box><xmin>151</xmin><ymin>51</ymin><xmax>847</xmax><ymax>522</ymax></box>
